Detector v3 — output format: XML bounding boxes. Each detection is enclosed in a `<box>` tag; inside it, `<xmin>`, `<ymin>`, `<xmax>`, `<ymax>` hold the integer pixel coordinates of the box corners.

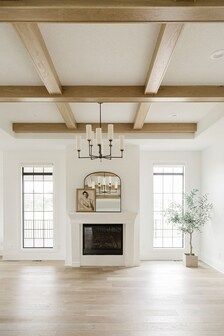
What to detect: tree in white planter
<box><xmin>166</xmin><ymin>189</ymin><xmax>213</xmax><ymax>259</ymax></box>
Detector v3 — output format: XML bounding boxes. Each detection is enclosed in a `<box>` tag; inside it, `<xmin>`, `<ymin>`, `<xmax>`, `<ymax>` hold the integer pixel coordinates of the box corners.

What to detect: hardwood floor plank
<box><xmin>0</xmin><ymin>260</ymin><xmax>224</xmax><ymax>336</ymax></box>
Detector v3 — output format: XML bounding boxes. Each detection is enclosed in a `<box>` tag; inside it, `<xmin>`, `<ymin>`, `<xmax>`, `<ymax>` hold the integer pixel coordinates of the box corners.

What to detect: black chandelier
<box><xmin>76</xmin><ymin>103</ymin><xmax>124</xmax><ymax>160</ymax></box>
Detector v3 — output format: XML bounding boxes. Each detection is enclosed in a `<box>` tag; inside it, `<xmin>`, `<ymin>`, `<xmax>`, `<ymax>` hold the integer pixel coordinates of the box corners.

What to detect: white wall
<box><xmin>0</xmin><ymin>150</ymin><xmax>3</xmax><ymax>254</ymax></box>
<box><xmin>201</xmin><ymin>144</ymin><xmax>224</xmax><ymax>272</ymax></box>
<box><xmin>140</xmin><ymin>150</ymin><xmax>201</xmax><ymax>260</ymax></box>
<box><xmin>3</xmin><ymin>150</ymin><xmax>66</xmax><ymax>260</ymax></box>
<box><xmin>66</xmin><ymin>144</ymin><xmax>140</xmax><ymax>265</ymax></box>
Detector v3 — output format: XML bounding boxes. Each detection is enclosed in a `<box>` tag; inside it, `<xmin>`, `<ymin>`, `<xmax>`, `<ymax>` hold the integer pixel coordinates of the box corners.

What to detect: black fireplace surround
<box><xmin>83</xmin><ymin>224</ymin><xmax>123</xmax><ymax>255</ymax></box>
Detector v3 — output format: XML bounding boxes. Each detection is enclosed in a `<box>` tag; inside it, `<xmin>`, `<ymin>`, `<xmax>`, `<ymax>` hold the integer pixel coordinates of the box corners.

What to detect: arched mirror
<box><xmin>84</xmin><ymin>172</ymin><xmax>121</xmax><ymax>212</ymax></box>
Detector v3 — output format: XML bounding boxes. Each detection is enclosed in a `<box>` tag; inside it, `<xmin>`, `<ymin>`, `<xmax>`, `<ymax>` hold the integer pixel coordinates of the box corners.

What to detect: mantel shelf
<box><xmin>69</xmin><ymin>211</ymin><xmax>137</xmax><ymax>224</ymax></box>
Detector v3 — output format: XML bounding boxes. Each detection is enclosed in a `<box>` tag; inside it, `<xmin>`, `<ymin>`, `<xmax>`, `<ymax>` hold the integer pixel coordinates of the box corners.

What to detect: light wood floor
<box><xmin>0</xmin><ymin>260</ymin><xmax>224</xmax><ymax>336</ymax></box>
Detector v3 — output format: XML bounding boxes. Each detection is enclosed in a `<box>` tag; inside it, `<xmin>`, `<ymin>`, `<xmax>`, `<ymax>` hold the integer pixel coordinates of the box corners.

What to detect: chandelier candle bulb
<box><xmin>96</xmin><ymin>128</ymin><xmax>102</xmax><ymax>145</ymax></box>
<box><xmin>75</xmin><ymin>103</ymin><xmax>124</xmax><ymax>160</ymax></box>
<box><xmin>90</xmin><ymin>130</ymin><xmax>94</xmax><ymax>142</ymax></box>
<box><xmin>119</xmin><ymin>135</ymin><xmax>124</xmax><ymax>151</ymax></box>
<box><xmin>76</xmin><ymin>136</ymin><xmax>81</xmax><ymax>151</ymax></box>
<box><xmin>108</xmin><ymin>124</ymin><xmax>114</xmax><ymax>140</ymax></box>
<box><xmin>86</xmin><ymin>124</ymin><xmax>92</xmax><ymax>140</ymax></box>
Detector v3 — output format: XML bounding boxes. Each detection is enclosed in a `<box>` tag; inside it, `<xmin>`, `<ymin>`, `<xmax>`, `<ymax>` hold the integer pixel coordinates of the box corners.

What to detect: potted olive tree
<box><xmin>166</xmin><ymin>189</ymin><xmax>213</xmax><ymax>267</ymax></box>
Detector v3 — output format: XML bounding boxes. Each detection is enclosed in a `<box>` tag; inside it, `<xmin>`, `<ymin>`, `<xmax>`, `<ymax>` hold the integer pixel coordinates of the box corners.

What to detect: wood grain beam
<box><xmin>145</xmin><ymin>24</ymin><xmax>183</xmax><ymax>94</ymax></box>
<box><xmin>13</xmin><ymin>122</ymin><xmax>197</xmax><ymax>134</ymax></box>
<box><xmin>134</xmin><ymin>23</ymin><xmax>183</xmax><ymax>129</ymax></box>
<box><xmin>133</xmin><ymin>103</ymin><xmax>151</xmax><ymax>129</ymax></box>
<box><xmin>134</xmin><ymin>24</ymin><xmax>182</xmax><ymax>128</ymax></box>
<box><xmin>55</xmin><ymin>103</ymin><xmax>76</xmax><ymax>129</ymax></box>
<box><xmin>13</xmin><ymin>22</ymin><xmax>61</xmax><ymax>94</ymax></box>
<box><xmin>1</xmin><ymin>86</ymin><xmax>224</xmax><ymax>103</ymax></box>
<box><xmin>1</xmin><ymin>1</ymin><xmax>224</xmax><ymax>23</ymax></box>
<box><xmin>13</xmin><ymin>22</ymin><xmax>77</xmax><ymax>128</ymax></box>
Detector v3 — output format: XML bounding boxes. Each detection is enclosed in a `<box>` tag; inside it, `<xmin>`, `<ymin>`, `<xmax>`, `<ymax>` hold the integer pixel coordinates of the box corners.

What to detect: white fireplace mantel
<box><xmin>69</xmin><ymin>211</ymin><xmax>137</xmax><ymax>224</ymax></box>
<box><xmin>66</xmin><ymin>211</ymin><xmax>139</xmax><ymax>267</ymax></box>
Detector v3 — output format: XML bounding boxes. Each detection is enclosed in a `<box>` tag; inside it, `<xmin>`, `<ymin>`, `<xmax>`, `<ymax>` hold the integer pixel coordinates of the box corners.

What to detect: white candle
<box><xmin>76</xmin><ymin>136</ymin><xmax>81</xmax><ymax>150</ymax></box>
<box><xmin>96</xmin><ymin>128</ymin><xmax>102</xmax><ymax>145</ymax></box>
<box><xmin>119</xmin><ymin>135</ymin><xmax>124</xmax><ymax>150</ymax></box>
<box><xmin>108</xmin><ymin>124</ymin><xmax>114</xmax><ymax>140</ymax></box>
<box><xmin>90</xmin><ymin>130</ymin><xmax>94</xmax><ymax>142</ymax></box>
<box><xmin>86</xmin><ymin>124</ymin><xmax>92</xmax><ymax>140</ymax></box>
<box><xmin>91</xmin><ymin>181</ymin><xmax>95</xmax><ymax>189</ymax></box>
<box><xmin>102</xmin><ymin>177</ymin><xmax>106</xmax><ymax>186</ymax></box>
<box><xmin>114</xmin><ymin>181</ymin><xmax>118</xmax><ymax>189</ymax></box>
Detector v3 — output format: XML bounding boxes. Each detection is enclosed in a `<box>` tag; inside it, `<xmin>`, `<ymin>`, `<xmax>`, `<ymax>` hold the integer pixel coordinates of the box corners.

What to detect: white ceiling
<box><xmin>163</xmin><ymin>23</ymin><xmax>224</xmax><ymax>85</ymax></box>
<box><xmin>0</xmin><ymin>22</ymin><xmax>224</xmax><ymax>150</ymax></box>
<box><xmin>147</xmin><ymin>103</ymin><xmax>224</xmax><ymax>123</ymax></box>
<box><xmin>0</xmin><ymin>24</ymin><xmax>42</xmax><ymax>85</ymax></box>
<box><xmin>39</xmin><ymin>23</ymin><xmax>160</xmax><ymax>85</ymax></box>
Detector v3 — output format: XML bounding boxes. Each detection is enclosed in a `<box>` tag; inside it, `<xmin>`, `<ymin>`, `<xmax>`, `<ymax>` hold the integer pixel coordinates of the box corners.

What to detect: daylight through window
<box><xmin>153</xmin><ymin>165</ymin><xmax>184</xmax><ymax>248</ymax></box>
<box><xmin>22</xmin><ymin>165</ymin><xmax>53</xmax><ymax>248</ymax></box>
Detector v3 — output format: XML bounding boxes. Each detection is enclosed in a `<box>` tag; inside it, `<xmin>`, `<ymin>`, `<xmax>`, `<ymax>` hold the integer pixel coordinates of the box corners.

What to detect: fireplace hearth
<box><xmin>83</xmin><ymin>224</ymin><xmax>123</xmax><ymax>255</ymax></box>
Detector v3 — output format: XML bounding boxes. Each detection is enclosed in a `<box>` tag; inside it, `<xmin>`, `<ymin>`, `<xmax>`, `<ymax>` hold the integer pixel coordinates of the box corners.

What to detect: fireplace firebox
<box><xmin>83</xmin><ymin>224</ymin><xmax>123</xmax><ymax>255</ymax></box>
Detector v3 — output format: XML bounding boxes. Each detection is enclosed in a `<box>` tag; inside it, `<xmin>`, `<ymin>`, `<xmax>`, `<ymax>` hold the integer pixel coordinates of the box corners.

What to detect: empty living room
<box><xmin>0</xmin><ymin>1</ymin><xmax>224</xmax><ymax>335</ymax></box>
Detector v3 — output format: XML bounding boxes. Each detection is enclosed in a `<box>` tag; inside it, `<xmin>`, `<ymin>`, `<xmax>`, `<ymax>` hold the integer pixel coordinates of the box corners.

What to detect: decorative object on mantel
<box><xmin>76</xmin><ymin>188</ymin><xmax>96</xmax><ymax>212</ymax></box>
<box><xmin>84</xmin><ymin>172</ymin><xmax>121</xmax><ymax>212</ymax></box>
<box><xmin>166</xmin><ymin>189</ymin><xmax>213</xmax><ymax>268</ymax></box>
<box><xmin>76</xmin><ymin>103</ymin><xmax>124</xmax><ymax>160</ymax></box>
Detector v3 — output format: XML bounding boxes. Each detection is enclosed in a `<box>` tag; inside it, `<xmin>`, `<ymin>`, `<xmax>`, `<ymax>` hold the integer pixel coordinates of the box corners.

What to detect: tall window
<box><xmin>22</xmin><ymin>165</ymin><xmax>53</xmax><ymax>248</ymax></box>
<box><xmin>153</xmin><ymin>165</ymin><xmax>184</xmax><ymax>248</ymax></box>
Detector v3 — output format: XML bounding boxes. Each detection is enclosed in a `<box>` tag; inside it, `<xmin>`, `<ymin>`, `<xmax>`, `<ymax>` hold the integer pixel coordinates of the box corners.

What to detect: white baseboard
<box><xmin>71</xmin><ymin>262</ymin><xmax>81</xmax><ymax>267</ymax></box>
<box><xmin>200</xmin><ymin>256</ymin><xmax>224</xmax><ymax>274</ymax></box>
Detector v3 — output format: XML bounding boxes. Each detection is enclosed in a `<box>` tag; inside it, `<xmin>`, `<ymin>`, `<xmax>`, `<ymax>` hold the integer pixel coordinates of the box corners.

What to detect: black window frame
<box><xmin>22</xmin><ymin>166</ymin><xmax>54</xmax><ymax>249</ymax></box>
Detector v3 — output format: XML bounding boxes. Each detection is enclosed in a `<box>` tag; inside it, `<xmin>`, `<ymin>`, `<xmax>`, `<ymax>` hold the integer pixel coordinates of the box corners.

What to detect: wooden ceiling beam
<box><xmin>13</xmin><ymin>122</ymin><xmax>197</xmax><ymax>134</ymax></box>
<box><xmin>145</xmin><ymin>24</ymin><xmax>183</xmax><ymax>94</ymax></box>
<box><xmin>134</xmin><ymin>23</ymin><xmax>183</xmax><ymax>129</ymax></box>
<box><xmin>1</xmin><ymin>86</ymin><xmax>224</xmax><ymax>103</ymax></box>
<box><xmin>13</xmin><ymin>22</ymin><xmax>76</xmax><ymax>128</ymax></box>
<box><xmin>133</xmin><ymin>103</ymin><xmax>151</xmax><ymax>129</ymax></box>
<box><xmin>1</xmin><ymin>1</ymin><xmax>224</xmax><ymax>23</ymax></box>
<box><xmin>55</xmin><ymin>103</ymin><xmax>77</xmax><ymax>129</ymax></box>
<box><xmin>13</xmin><ymin>22</ymin><xmax>61</xmax><ymax>94</ymax></box>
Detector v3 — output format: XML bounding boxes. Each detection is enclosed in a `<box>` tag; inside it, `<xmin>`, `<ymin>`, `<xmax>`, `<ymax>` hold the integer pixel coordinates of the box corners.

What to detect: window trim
<box><xmin>152</xmin><ymin>164</ymin><xmax>185</xmax><ymax>249</ymax></box>
<box><xmin>21</xmin><ymin>164</ymin><xmax>54</xmax><ymax>249</ymax></box>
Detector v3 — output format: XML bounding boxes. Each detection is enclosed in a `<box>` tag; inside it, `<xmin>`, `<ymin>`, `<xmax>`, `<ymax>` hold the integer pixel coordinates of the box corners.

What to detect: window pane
<box><xmin>154</xmin><ymin>194</ymin><xmax>163</xmax><ymax>211</ymax></box>
<box><xmin>24</xmin><ymin>181</ymin><xmax>33</xmax><ymax>193</ymax></box>
<box><xmin>173</xmin><ymin>175</ymin><xmax>183</xmax><ymax>193</ymax></box>
<box><xmin>22</xmin><ymin>165</ymin><xmax>54</xmax><ymax>249</ymax></box>
<box><xmin>34</xmin><ymin>181</ymin><xmax>43</xmax><ymax>193</ymax></box>
<box><xmin>23</xmin><ymin>167</ymin><xmax>33</xmax><ymax>173</ymax></box>
<box><xmin>24</xmin><ymin>194</ymin><xmax>33</xmax><ymax>211</ymax></box>
<box><xmin>163</xmin><ymin>175</ymin><xmax>173</xmax><ymax>193</ymax></box>
<box><xmin>153</xmin><ymin>165</ymin><xmax>184</xmax><ymax>248</ymax></box>
<box><xmin>44</xmin><ymin>182</ymin><xmax>53</xmax><ymax>193</ymax></box>
<box><xmin>154</xmin><ymin>175</ymin><xmax>163</xmax><ymax>193</ymax></box>
<box><xmin>34</xmin><ymin>194</ymin><xmax>43</xmax><ymax>211</ymax></box>
<box><xmin>34</xmin><ymin>167</ymin><xmax>43</xmax><ymax>173</ymax></box>
<box><xmin>24</xmin><ymin>239</ymin><xmax>33</xmax><ymax>247</ymax></box>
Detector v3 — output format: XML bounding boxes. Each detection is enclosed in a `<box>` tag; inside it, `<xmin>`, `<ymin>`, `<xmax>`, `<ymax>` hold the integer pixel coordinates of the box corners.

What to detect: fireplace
<box><xmin>83</xmin><ymin>224</ymin><xmax>123</xmax><ymax>255</ymax></box>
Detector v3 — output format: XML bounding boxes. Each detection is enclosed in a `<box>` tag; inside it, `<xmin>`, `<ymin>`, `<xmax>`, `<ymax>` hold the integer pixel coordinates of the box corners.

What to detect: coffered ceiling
<box><xmin>0</xmin><ymin>1</ymin><xmax>224</xmax><ymax>141</ymax></box>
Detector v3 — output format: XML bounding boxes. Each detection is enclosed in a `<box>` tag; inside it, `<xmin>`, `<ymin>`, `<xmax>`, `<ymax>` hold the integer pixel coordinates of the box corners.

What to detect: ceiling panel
<box><xmin>70</xmin><ymin>103</ymin><xmax>137</xmax><ymax>123</ymax></box>
<box><xmin>163</xmin><ymin>23</ymin><xmax>224</xmax><ymax>85</ymax></box>
<box><xmin>0</xmin><ymin>103</ymin><xmax>62</xmax><ymax>123</ymax></box>
<box><xmin>40</xmin><ymin>23</ymin><xmax>160</xmax><ymax>85</ymax></box>
<box><xmin>146</xmin><ymin>102</ymin><xmax>224</xmax><ymax>123</ymax></box>
<box><xmin>0</xmin><ymin>24</ymin><xmax>42</xmax><ymax>85</ymax></box>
